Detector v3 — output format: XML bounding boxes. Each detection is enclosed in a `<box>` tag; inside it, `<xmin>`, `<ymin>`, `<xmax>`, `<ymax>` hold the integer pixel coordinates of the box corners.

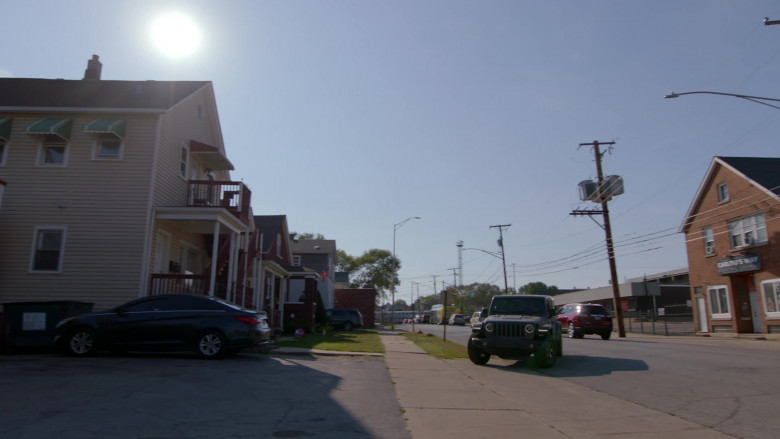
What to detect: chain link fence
<box><xmin>621</xmin><ymin>311</ymin><xmax>695</xmax><ymax>336</ymax></box>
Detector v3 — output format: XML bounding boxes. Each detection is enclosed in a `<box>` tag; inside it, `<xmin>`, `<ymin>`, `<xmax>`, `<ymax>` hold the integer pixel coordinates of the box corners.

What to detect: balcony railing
<box><xmin>188</xmin><ymin>180</ymin><xmax>252</xmax><ymax>224</ymax></box>
<box><xmin>150</xmin><ymin>274</ymin><xmax>210</xmax><ymax>296</ymax></box>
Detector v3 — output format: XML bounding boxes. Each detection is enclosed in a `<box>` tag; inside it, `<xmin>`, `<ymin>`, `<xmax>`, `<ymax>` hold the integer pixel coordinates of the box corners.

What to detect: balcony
<box><xmin>188</xmin><ymin>180</ymin><xmax>252</xmax><ymax>225</ymax></box>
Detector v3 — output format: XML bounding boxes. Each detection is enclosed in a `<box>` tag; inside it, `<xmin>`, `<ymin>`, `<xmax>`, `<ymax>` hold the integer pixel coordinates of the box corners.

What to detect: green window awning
<box><xmin>83</xmin><ymin>118</ymin><xmax>126</xmax><ymax>139</ymax></box>
<box><xmin>26</xmin><ymin>117</ymin><xmax>73</xmax><ymax>141</ymax></box>
<box><xmin>0</xmin><ymin>117</ymin><xmax>11</xmax><ymax>141</ymax></box>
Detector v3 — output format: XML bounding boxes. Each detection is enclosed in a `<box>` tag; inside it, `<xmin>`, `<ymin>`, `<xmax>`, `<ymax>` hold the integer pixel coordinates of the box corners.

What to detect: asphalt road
<box><xmin>403</xmin><ymin>323</ymin><xmax>780</xmax><ymax>439</ymax></box>
<box><xmin>0</xmin><ymin>351</ymin><xmax>409</xmax><ymax>439</ymax></box>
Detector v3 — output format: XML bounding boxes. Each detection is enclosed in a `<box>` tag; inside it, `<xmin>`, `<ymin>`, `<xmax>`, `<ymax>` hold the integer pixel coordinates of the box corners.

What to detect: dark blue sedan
<box><xmin>53</xmin><ymin>294</ymin><xmax>272</xmax><ymax>358</ymax></box>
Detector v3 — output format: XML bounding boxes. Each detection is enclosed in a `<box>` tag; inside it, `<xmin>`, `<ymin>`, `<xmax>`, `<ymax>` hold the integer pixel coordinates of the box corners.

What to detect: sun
<box><xmin>150</xmin><ymin>12</ymin><xmax>201</xmax><ymax>57</ymax></box>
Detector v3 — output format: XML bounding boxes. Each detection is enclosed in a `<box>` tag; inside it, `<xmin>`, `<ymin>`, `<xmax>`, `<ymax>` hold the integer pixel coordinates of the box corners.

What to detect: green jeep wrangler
<box><xmin>468</xmin><ymin>295</ymin><xmax>562</xmax><ymax>368</ymax></box>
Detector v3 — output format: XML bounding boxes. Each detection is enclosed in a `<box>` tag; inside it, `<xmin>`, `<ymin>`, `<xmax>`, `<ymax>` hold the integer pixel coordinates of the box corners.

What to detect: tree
<box><xmin>338</xmin><ymin>248</ymin><xmax>399</xmax><ymax>305</ymax></box>
<box><xmin>518</xmin><ymin>282</ymin><xmax>559</xmax><ymax>296</ymax></box>
<box><xmin>290</xmin><ymin>232</ymin><xmax>325</xmax><ymax>240</ymax></box>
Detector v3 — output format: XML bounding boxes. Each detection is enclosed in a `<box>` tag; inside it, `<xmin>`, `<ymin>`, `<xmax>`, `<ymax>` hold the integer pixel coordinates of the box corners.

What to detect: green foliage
<box><xmin>338</xmin><ymin>248</ymin><xmax>399</xmax><ymax>304</ymax></box>
<box><xmin>518</xmin><ymin>282</ymin><xmax>559</xmax><ymax>296</ymax></box>
<box><xmin>290</xmin><ymin>232</ymin><xmax>325</xmax><ymax>240</ymax></box>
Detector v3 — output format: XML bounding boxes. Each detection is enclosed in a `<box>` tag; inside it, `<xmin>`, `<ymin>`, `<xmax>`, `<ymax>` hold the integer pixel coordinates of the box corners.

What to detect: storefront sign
<box><xmin>717</xmin><ymin>254</ymin><xmax>761</xmax><ymax>275</ymax></box>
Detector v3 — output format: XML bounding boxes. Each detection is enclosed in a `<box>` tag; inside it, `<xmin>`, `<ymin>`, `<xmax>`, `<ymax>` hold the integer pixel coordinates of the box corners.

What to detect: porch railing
<box><xmin>150</xmin><ymin>274</ymin><xmax>209</xmax><ymax>296</ymax></box>
<box><xmin>188</xmin><ymin>180</ymin><xmax>252</xmax><ymax>225</ymax></box>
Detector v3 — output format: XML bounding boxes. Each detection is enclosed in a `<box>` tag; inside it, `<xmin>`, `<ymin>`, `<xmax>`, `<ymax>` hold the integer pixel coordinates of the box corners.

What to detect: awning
<box><xmin>84</xmin><ymin>118</ymin><xmax>126</xmax><ymax>139</ymax></box>
<box><xmin>190</xmin><ymin>140</ymin><xmax>234</xmax><ymax>171</ymax></box>
<box><xmin>26</xmin><ymin>117</ymin><xmax>73</xmax><ymax>141</ymax></box>
<box><xmin>0</xmin><ymin>117</ymin><xmax>11</xmax><ymax>141</ymax></box>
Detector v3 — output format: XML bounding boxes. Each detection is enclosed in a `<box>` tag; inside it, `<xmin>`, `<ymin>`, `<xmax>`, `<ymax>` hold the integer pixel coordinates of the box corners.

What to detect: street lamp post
<box><xmin>664</xmin><ymin>91</ymin><xmax>780</xmax><ymax>111</ymax></box>
<box><xmin>391</xmin><ymin>216</ymin><xmax>420</xmax><ymax>330</ymax></box>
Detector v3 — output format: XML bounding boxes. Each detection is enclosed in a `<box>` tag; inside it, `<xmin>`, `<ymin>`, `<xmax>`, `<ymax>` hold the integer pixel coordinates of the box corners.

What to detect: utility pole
<box><xmin>489</xmin><ymin>224</ymin><xmax>511</xmax><ymax>294</ymax></box>
<box><xmin>456</xmin><ymin>241</ymin><xmax>464</xmax><ymax>290</ymax></box>
<box><xmin>572</xmin><ymin>140</ymin><xmax>626</xmax><ymax>338</ymax></box>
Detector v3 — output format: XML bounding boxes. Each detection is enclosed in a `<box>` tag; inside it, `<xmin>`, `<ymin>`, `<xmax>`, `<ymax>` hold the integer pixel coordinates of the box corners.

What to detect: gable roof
<box><xmin>680</xmin><ymin>156</ymin><xmax>780</xmax><ymax>233</ymax></box>
<box><xmin>253</xmin><ymin>215</ymin><xmax>289</xmax><ymax>253</ymax></box>
<box><xmin>0</xmin><ymin>78</ymin><xmax>210</xmax><ymax>112</ymax></box>
<box><xmin>290</xmin><ymin>239</ymin><xmax>337</xmax><ymax>255</ymax></box>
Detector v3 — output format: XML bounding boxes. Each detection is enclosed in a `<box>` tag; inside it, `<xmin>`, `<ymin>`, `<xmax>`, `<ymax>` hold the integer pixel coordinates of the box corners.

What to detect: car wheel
<box><xmin>601</xmin><ymin>331</ymin><xmax>612</xmax><ymax>340</ymax></box>
<box><xmin>567</xmin><ymin>323</ymin><xmax>576</xmax><ymax>338</ymax></box>
<box><xmin>197</xmin><ymin>330</ymin><xmax>227</xmax><ymax>359</ymax></box>
<box><xmin>343</xmin><ymin>321</ymin><xmax>354</xmax><ymax>331</ymax></box>
<box><xmin>67</xmin><ymin>327</ymin><xmax>97</xmax><ymax>356</ymax></box>
<box><xmin>467</xmin><ymin>338</ymin><xmax>490</xmax><ymax>365</ymax></box>
<box><xmin>536</xmin><ymin>339</ymin><xmax>557</xmax><ymax>368</ymax></box>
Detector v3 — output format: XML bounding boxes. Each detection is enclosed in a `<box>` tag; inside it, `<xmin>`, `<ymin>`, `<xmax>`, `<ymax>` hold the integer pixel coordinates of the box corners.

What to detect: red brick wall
<box><xmin>684</xmin><ymin>163</ymin><xmax>780</xmax><ymax>333</ymax></box>
<box><xmin>335</xmin><ymin>288</ymin><xmax>376</xmax><ymax>327</ymax></box>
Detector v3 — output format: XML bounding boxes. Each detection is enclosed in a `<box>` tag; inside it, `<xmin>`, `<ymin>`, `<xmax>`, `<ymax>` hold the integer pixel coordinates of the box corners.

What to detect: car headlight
<box><xmin>524</xmin><ymin>323</ymin><xmax>535</xmax><ymax>334</ymax></box>
<box><xmin>485</xmin><ymin>322</ymin><xmax>494</xmax><ymax>333</ymax></box>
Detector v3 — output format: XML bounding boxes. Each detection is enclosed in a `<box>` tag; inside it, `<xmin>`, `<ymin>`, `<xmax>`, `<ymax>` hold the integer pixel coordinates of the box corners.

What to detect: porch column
<box><xmin>226</xmin><ymin>231</ymin><xmax>237</xmax><ymax>302</ymax></box>
<box><xmin>209</xmin><ymin>222</ymin><xmax>220</xmax><ymax>296</ymax></box>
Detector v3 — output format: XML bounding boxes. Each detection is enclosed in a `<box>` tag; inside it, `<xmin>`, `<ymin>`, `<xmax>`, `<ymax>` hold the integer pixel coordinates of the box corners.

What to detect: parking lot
<box><xmin>0</xmin><ymin>351</ymin><xmax>409</xmax><ymax>439</ymax></box>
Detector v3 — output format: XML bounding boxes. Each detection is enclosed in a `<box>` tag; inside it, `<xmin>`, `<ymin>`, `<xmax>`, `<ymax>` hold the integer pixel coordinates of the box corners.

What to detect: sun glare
<box><xmin>150</xmin><ymin>12</ymin><xmax>201</xmax><ymax>57</ymax></box>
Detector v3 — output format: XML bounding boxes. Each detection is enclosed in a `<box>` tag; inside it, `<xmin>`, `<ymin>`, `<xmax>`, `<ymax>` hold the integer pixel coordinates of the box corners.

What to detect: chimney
<box><xmin>83</xmin><ymin>55</ymin><xmax>102</xmax><ymax>80</ymax></box>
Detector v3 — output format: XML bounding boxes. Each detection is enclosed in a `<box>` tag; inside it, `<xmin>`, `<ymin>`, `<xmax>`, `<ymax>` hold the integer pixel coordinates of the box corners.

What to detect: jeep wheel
<box><xmin>536</xmin><ymin>339</ymin><xmax>557</xmax><ymax>368</ymax></box>
<box><xmin>467</xmin><ymin>338</ymin><xmax>490</xmax><ymax>365</ymax></box>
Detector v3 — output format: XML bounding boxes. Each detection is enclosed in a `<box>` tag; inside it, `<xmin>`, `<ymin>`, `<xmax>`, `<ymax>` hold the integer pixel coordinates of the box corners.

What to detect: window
<box><xmin>179</xmin><ymin>146</ymin><xmax>188</xmax><ymax>178</ymax></box>
<box><xmin>728</xmin><ymin>213</ymin><xmax>767</xmax><ymax>248</ymax></box>
<box><xmin>292</xmin><ymin>255</ymin><xmax>301</xmax><ymax>266</ymax></box>
<box><xmin>276</xmin><ymin>233</ymin><xmax>282</xmax><ymax>258</ymax></box>
<box><xmin>708</xmin><ymin>286</ymin><xmax>731</xmax><ymax>319</ymax></box>
<box><xmin>717</xmin><ymin>182</ymin><xmax>729</xmax><ymax>202</ymax></box>
<box><xmin>30</xmin><ymin>227</ymin><xmax>66</xmax><ymax>272</ymax></box>
<box><xmin>762</xmin><ymin>280</ymin><xmax>780</xmax><ymax>316</ymax></box>
<box><xmin>94</xmin><ymin>135</ymin><xmax>122</xmax><ymax>159</ymax></box>
<box><xmin>38</xmin><ymin>141</ymin><xmax>68</xmax><ymax>166</ymax></box>
<box><xmin>0</xmin><ymin>141</ymin><xmax>6</xmax><ymax>166</ymax></box>
<box><xmin>703</xmin><ymin>227</ymin><xmax>715</xmax><ymax>254</ymax></box>
<box><xmin>288</xmin><ymin>279</ymin><xmax>305</xmax><ymax>302</ymax></box>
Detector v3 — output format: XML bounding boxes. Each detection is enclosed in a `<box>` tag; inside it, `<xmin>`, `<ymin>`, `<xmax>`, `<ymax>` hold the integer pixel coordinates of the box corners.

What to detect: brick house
<box><xmin>680</xmin><ymin>156</ymin><xmax>780</xmax><ymax>334</ymax></box>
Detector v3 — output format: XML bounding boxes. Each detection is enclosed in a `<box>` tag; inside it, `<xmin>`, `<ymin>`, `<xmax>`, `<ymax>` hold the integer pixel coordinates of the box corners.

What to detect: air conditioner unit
<box><xmin>744</xmin><ymin>236</ymin><xmax>753</xmax><ymax>246</ymax></box>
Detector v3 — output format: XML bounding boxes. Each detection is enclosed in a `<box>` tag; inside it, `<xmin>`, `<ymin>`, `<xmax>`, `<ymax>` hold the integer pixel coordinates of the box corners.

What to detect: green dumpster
<box><xmin>1</xmin><ymin>301</ymin><xmax>94</xmax><ymax>352</ymax></box>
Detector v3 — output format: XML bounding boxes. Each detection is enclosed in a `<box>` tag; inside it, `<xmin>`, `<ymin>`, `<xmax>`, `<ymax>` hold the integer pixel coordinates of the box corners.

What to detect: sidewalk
<box><xmin>378</xmin><ymin>330</ymin><xmax>732</xmax><ymax>439</ymax></box>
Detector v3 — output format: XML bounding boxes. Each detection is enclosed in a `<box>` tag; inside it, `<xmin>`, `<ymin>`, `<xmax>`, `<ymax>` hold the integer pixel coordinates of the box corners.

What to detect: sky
<box><xmin>3</xmin><ymin>1</ymin><xmax>780</xmax><ymax>305</ymax></box>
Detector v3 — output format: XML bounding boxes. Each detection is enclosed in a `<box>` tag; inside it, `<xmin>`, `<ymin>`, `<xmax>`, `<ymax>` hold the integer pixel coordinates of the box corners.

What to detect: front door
<box><xmin>749</xmin><ymin>291</ymin><xmax>763</xmax><ymax>333</ymax></box>
<box><xmin>696</xmin><ymin>296</ymin><xmax>709</xmax><ymax>333</ymax></box>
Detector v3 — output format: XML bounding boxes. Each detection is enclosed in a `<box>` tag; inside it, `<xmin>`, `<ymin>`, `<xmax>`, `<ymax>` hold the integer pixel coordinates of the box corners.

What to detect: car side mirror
<box><xmin>480</xmin><ymin>307</ymin><xmax>488</xmax><ymax>319</ymax></box>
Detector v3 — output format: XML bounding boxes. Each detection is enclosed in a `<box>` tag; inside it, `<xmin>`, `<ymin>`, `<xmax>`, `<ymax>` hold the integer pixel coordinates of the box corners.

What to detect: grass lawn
<box><xmin>275</xmin><ymin>328</ymin><xmax>385</xmax><ymax>353</ymax></box>
<box><xmin>401</xmin><ymin>331</ymin><xmax>468</xmax><ymax>359</ymax></box>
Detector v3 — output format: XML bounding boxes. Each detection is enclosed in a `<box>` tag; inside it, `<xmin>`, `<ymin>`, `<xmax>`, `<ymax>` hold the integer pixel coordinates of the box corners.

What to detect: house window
<box><xmin>728</xmin><ymin>213</ymin><xmax>767</xmax><ymax>248</ymax></box>
<box><xmin>179</xmin><ymin>146</ymin><xmax>188</xmax><ymax>178</ymax></box>
<box><xmin>717</xmin><ymin>182</ymin><xmax>729</xmax><ymax>202</ymax></box>
<box><xmin>38</xmin><ymin>141</ymin><xmax>68</xmax><ymax>166</ymax></box>
<box><xmin>94</xmin><ymin>135</ymin><xmax>122</xmax><ymax>159</ymax></box>
<box><xmin>708</xmin><ymin>285</ymin><xmax>731</xmax><ymax>319</ymax></box>
<box><xmin>762</xmin><ymin>279</ymin><xmax>780</xmax><ymax>316</ymax></box>
<box><xmin>292</xmin><ymin>255</ymin><xmax>301</xmax><ymax>266</ymax></box>
<box><xmin>30</xmin><ymin>227</ymin><xmax>66</xmax><ymax>272</ymax></box>
<box><xmin>288</xmin><ymin>279</ymin><xmax>305</xmax><ymax>302</ymax></box>
<box><xmin>0</xmin><ymin>141</ymin><xmax>6</xmax><ymax>166</ymax></box>
<box><xmin>703</xmin><ymin>227</ymin><xmax>715</xmax><ymax>255</ymax></box>
<box><xmin>276</xmin><ymin>233</ymin><xmax>282</xmax><ymax>258</ymax></box>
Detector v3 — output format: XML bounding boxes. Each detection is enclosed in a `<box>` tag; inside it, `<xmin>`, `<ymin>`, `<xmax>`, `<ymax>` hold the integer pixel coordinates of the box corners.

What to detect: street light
<box><xmin>391</xmin><ymin>216</ymin><xmax>420</xmax><ymax>329</ymax></box>
<box><xmin>664</xmin><ymin>91</ymin><xmax>780</xmax><ymax>111</ymax></box>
